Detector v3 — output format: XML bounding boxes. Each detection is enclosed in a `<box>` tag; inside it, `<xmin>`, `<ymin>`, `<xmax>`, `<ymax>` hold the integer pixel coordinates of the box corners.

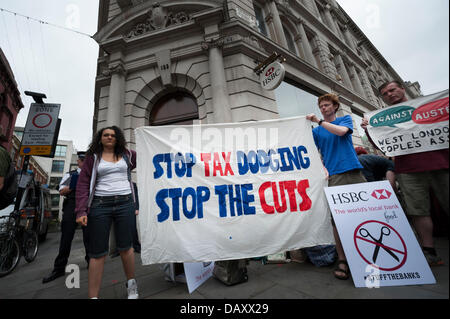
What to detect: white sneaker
<box><xmin>126</xmin><ymin>279</ymin><xmax>139</xmax><ymax>299</ymax></box>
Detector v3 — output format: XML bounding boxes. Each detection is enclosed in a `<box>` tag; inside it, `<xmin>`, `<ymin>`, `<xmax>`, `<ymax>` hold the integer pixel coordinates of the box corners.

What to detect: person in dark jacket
<box><xmin>355</xmin><ymin>147</ymin><xmax>397</xmax><ymax>191</ymax></box>
<box><xmin>43</xmin><ymin>151</ymin><xmax>89</xmax><ymax>284</ymax></box>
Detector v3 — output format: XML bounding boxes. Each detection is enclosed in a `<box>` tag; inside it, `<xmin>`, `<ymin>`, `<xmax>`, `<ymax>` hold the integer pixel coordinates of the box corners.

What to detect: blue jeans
<box><xmin>87</xmin><ymin>194</ymin><xmax>134</xmax><ymax>258</ymax></box>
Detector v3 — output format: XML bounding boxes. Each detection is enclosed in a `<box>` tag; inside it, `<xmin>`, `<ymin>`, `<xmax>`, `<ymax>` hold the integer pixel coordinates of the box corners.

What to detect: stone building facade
<box><xmin>0</xmin><ymin>48</ymin><xmax>24</xmax><ymax>151</ymax></box>
<box><xmin>93</xmin><ymin>0</ymin><xmax>422</xmax><ymax>149</ymax></box>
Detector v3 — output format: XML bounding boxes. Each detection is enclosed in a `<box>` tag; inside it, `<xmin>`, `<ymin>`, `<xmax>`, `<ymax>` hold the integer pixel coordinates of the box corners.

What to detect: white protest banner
<box><xmin>135</xmin><ymin>116</ymin><xmax>334</xmax><ymax>265</ymax></box>
<box><xmin>324</xmin><ymin>181</ymin><xmax>436</xmax><ymax>288</ymax></box>
<box><xmin>365</xmin><ymin>90</ymin><xmax>449</xmax><ymax>157</ymax></box>
<box><xmin>184</xmin><ymin>262</ymin><xmax>215</xmax><ymax>294</ymax></box>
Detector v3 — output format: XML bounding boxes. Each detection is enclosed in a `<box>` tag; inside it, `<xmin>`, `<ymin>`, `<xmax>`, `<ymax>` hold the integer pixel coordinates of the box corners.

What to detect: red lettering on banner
<box><xmin>259</xmin><ymin>179</ymin><xmax>312</xmax><ymax>214</ymax></box>
<box><xmin>283</xmin><ymin>181</ymin><xmax>298</xmax><ymax>212</ymax></box>
<box><xmin>212</xmin><ymin>152</ymin><xmax>224</xmax><ymax>176</ymax></box>
<box><xmin>222</xmin><ymin>152</ymin><xmax>234</xmax><ymax>176</ymax></box>
<box><xmin>202</xmin><ymin>152</ymin><xmax>235</xmax><ymax>177</ymax></box>
<box><xmin>201</xmin><ymin>153</ymin><xmax>211</xmax><ymax>176</ymax></box>
<box><xmin>259</xmin><ymin>182</ymin><xmax>274</xmax><ymax>214</ymax></box>
<box><xmin>297</xmin><ymin>179</ymin><xmax>312</xmax><ymax>211</ymax></box>
<box><xmin>272</xmin><ymin>182</ymin><xmax>287</xmax><ymax>213</ymax></box>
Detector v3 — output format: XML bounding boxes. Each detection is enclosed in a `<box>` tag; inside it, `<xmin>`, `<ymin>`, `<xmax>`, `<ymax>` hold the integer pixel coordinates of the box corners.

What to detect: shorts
<box><xmin>397</xmin><ymin>169</ymin><xmax>449</xmax><ymax>217</ymax></box>
<box><xmin>328</xmin><ymin>169</ymin><xmax>367</xmax><ymax>226</ymax></box>
<box><xmin>87</xmin><ymin>194</ymin><xmax>135</xmax><ymax>258</ymax></box>
<box><xmin>328</xmin><ymin>169</ymin><xmax>367</xmax><ymax>187</ymax></box>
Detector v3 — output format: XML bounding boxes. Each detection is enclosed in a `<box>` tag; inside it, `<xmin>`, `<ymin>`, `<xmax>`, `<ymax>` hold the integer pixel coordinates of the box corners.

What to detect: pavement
<box><xmin>0</xmin><ymin>228</ymin><xmax>448</xmax><ymax>301</ymax></box>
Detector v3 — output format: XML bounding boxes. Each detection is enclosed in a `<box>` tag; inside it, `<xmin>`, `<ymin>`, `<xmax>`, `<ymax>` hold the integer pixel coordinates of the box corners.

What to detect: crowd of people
<box><xmin>2</xmin><ymin>80</ymin><xmax>447</xmax><ymax>299</ymax></box>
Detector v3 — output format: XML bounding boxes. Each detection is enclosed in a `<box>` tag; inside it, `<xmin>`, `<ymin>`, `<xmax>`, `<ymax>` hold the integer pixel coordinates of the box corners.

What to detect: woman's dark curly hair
<box><xmin>87</xmin><ymin>126</ymin><xmax>127</xmax><ymax>159</ymax></box>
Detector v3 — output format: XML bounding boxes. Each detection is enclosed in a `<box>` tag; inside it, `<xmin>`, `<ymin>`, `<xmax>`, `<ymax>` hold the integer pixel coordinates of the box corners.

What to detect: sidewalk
<box><xmin>0</xmin><ymin>229</ymin><xmax>447</xmax><ymax>299</ymax></box>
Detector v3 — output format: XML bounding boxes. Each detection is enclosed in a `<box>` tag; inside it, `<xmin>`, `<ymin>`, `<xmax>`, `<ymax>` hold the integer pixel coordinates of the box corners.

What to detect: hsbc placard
<box><xmin>20</xmin><ymin>103</ymin><xmax>61</xmax><ymax>156</ymax></box>
<box><xmin>260</xmin><ymin>61</ymin><xmax>285</xmax><ymax>90</ymax></box>
<box><xmin>324</xmin><ymin>181</ymin><xmax>435</xmax><ymax>288</ymax></box>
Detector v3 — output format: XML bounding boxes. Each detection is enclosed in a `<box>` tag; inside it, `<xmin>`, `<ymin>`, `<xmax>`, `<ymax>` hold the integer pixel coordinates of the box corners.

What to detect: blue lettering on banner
<box><xmin>153</xmin><ymin>153</ymin><xmax>196</xmax><ymax>179</ymax></box>
<box><xmin>214</xmin><ymin>184</ymin><xmax>256</xmax><ymax>218</ymax></box>
<box><xmin>152</xmin><ymin>145</ymin><xmax>311</xmax><ymax>223</ymax></box>
<box><xmin>156</xmin><ymin>186</ymin><xmax>211</xmax><ymax>222</ymax></box>
<box><xmin>235</xmin><ymin>146</ymin><xmax>310</xmax><ymax>175</ymax></box>
<box><xmin>152</xmin><ymin>146</ymin><xmax>308</xmax><ymax>178</ymax></box>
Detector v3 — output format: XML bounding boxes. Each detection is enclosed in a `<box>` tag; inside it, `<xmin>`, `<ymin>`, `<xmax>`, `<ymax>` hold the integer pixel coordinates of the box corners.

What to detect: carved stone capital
<box><xmin>105</xmin><ymin>62</ymin><xmax>127</xmax><ymax>77</ymax></box>
<box><xmin>201</xmin><ymin>37</ymin><xmax>225</xmax><ymax>51</ymax></box>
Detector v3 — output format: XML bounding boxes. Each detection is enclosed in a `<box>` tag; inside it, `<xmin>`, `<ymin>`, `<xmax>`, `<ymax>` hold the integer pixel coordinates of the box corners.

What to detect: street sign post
<box><xmin>15</xmin><ymin>92</ymin><xmax>61</xmax><ymax>212</ymax></box>
<box><xmin>19</xmin><ymin>103</ymin><xmax>61</xmax><ymax>156</ymax></box>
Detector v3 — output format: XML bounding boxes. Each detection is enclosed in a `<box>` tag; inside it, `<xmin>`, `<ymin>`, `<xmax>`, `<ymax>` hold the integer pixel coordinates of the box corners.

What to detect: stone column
<box><xmin>302</xmin><ymin>0</ymin><xmax>320</xmax><ymax>16</ymax></box>
<box><xmin>106</xmin><ymin>62</ymin><xmax>126</xmax><ymax>127</ymax></box>
<box><xmin>334</xmin><ymin>52</ymin><xmax>353</xmax><ymax>89</ymax></box>
<box><xmin>360</xmin><ymin>69</ymin><xmax>379</xmax><ymax>106</ymax></box>
<box><xmin>342</xmin><ymin>24</ymin><xmax>357</xmax><ymax>51</ymax></box>
<box><xmin>313</xmin><ymin>35</ymin><xmax>337</xmax><ymax>77</ymax></box>
<box><xmin>323</xmin><ymin>4</ymin><xmax>339</xmax><ymax>34</ymax></box>
<box><xmin>295</xmin><ymin>20</ymin><xmax>318</xmax><ymax>67</ymax></box>
<box><xmin>357</xmin><ymin>43</ymin><xmax>371</xmax><ymax>64</ymax></box>
<box><xmin>347</xmin><ymin>63</ymin><xmax>366</xmax><ymax>97</ymax></box>
<box><xmin>267</xmin><ymin>0</ymin><xmax>288</xmax><ymax>48</ymax></box>
<box><xmin>202</xmin><ymin>38</ymin><xmax>233</xmax><ymax>123</ymax></box>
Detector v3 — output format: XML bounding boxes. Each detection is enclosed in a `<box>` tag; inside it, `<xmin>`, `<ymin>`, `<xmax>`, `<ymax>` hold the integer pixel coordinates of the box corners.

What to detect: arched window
<box><xmin>150</xmin><ymin>91</ymin><xmax>199</xmax><ymax>126</ymax></box>
<box><xmin>283</xmin><ymin>26</ymin><xmax>297</xmax><ymax>54</ymax></box>
<box><xmin>254</xmin><ymin>2</ymin><xmax>268</xmax><ymax>36</ymax></box>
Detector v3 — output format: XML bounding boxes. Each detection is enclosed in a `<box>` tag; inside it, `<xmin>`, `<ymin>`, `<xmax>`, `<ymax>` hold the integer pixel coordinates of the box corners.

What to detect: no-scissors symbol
<box><xmin>354</xmin><ymin>220</ymin><xmax>407</xmax><ymax>271</ymax></box>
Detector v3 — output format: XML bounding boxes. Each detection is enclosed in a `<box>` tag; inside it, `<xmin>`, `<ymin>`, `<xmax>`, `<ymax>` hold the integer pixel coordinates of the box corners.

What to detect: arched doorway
<box><xmin>150</xmin><ymin>91</ymin><xmax>199</xmax><ymax>126</ymax></box>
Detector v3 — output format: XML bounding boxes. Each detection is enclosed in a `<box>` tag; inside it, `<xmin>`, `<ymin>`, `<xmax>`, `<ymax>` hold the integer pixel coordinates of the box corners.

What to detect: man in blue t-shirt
<box><xmin>306</xmin><ymin>93</ymin><xmax>367</xmax><ymax>280</ymax></box>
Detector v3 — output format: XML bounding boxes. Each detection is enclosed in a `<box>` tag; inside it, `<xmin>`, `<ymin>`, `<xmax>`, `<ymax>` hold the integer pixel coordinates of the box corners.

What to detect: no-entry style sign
<box><xmin>20</xmin><ymin>103</ymin><xmax>61</xmax><ymax>156</ymax></box>
<box><xmin>324</xmin><ymin>181</ymin><xmax>436</xmax><ymax>288</ymax></box>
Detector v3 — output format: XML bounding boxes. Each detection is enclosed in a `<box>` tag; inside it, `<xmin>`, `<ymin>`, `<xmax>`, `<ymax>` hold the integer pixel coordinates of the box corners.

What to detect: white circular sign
<box><xmin>260</xmin><ymin>61</ymin><xmax>285</xmax><ymax>90</ymax></box>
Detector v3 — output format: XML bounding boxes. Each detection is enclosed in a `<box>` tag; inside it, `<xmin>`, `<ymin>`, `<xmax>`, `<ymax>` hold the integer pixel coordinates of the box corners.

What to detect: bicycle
<box><xmin>0</xmin><ymin>210</ymin><xmax>39</xmax><ymax>278</ymax></box>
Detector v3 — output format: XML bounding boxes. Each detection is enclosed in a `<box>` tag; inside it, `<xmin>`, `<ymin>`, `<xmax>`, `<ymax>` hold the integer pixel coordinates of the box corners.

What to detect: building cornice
<box><xmin>220</xmin><ymin>20</ymin><xmax>378</xmax><ymax>112</ymax></box>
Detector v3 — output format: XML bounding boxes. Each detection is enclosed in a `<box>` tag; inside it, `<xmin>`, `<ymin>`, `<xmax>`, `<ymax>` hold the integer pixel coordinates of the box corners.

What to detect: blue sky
<box><xmin>0</xmin><ymin>0</ymin><xmax>448</xmax><ymax>150</ymax></box>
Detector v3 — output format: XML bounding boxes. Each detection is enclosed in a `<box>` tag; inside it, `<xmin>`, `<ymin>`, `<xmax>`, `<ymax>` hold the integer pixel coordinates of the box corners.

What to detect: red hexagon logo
<box><xmin>371</xmin><ymin>189</ymin><xmax>392</xmax><ymax>200</ymax></box>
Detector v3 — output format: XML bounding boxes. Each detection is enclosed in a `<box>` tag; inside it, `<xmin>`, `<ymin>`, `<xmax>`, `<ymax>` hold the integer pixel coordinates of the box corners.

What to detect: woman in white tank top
<box><xmin>76</xmin><ymin>126</ymin><xmax>138</xmax><ymax>299</ymax></box>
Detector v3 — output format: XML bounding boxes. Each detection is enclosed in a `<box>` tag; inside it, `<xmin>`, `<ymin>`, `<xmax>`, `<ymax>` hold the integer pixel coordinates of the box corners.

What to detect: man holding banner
<box><xmin>307</xmin><ymin>93</ymin><xmax>367</xmax><ymax>280</ymax></box>
<box><xmin>361</xmin><ymin>81</ymin><xmax>449</xmax><ymax>266</ymax></box>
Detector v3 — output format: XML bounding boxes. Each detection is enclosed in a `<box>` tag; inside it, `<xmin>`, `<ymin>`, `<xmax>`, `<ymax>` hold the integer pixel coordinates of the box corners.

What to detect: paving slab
<box><xmin>0</xmin><ymin>230</ymin><xmax>447</xmax><ymax>300</ymax></box>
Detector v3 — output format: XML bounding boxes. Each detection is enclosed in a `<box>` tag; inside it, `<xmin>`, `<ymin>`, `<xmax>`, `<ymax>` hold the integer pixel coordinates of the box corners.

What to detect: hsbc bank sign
<box><xmin>260</xmin><ymin>61</ymin><xmax>285</xmax><ymax>90</ymax></box>
<box><xmin>331</xmin><ymin>189</ymin><xmax>393</xmax><ymax>205</ymax></box>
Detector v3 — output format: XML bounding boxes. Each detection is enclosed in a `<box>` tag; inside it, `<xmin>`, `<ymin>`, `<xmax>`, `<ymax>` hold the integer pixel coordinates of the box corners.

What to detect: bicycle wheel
<box><xmin>23</xmin><ymin>230</ymin><xmax>39</xmax><ymax>263</ymax></box>
<box><xmin>0</xmin><ymin>237</ymin><xmax>21</xmax><ymax>277</ymax></box>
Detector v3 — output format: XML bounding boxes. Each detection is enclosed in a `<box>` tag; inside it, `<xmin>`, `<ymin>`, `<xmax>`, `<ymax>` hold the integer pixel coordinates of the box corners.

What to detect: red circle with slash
<box><xmin>354</xmin><ymin>220</ymin><xmax>407</xmax><ymax>271</ymax></box>
<box><xmin>32</xmin><ymin>113</ymin><xmax>52</xmax><ymax>128</ymax></box>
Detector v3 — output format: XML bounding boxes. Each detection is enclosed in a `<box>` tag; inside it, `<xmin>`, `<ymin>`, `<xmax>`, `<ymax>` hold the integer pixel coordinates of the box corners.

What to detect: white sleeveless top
<box><xmin>94</xmin><ymin>157</ymin><xmax>132</xmax><ymax>196</ymax></box>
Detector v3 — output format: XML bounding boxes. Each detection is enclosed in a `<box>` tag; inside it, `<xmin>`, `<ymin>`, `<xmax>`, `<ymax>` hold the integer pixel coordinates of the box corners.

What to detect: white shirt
<box><xmin>94</xmin><ymin>158</ymin><xmax>131</xmax><ymax>196</ymax></box>
<box><xmin>59</xmin><ymin>168</ymin><xmax>81</xmax><ymax>191</ymax></box>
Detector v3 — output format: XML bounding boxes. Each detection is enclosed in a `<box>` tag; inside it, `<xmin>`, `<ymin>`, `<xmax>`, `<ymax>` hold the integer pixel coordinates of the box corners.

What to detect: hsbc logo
<box><xmin>260</xmin><ymin>61</ymin><xmax>285</xmax><ymax>90</ymax></box>
<box><xmin>265</xmin><ymin>67</ymin><xmax>275</xmax><ymax>77</ymax></box>
<box><xmin>331</xmin><ymin>191</ymin><xmax>369</xmax><ymax>205</ymax></box>
<box><xmin>371</xmin><ymin>189</ymin><xmax>392</xmax><ymax>200</ymax></box>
